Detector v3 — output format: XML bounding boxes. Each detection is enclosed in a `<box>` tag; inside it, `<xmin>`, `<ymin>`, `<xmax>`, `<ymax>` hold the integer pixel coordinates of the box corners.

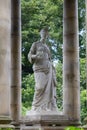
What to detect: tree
<box><xmin>80</xmin><ymin>58</ymin><xmax>87</xmax><ymax>123</ymax></box>
<box><xmin>21</xmin><ymin>0</ymin><xmax>86</xmax><ymax>75</ymax></box>
<box><xmin>21</xmin><ymin>0</ymin><xmax>63</xmax><ymax>75</ymax></box>
<box><xmin>78</xmin><ymin>0</ymin><xmax>86</xmax><ymax>58</ymax></box>
<box><xmin>55</xmin><ymin>61</ymin><xmax>63</xmax><ymax>110</ymax></box>
<box><xmin>22</xmin><ymin>74</ymin><xmax>35</xmax><ymax>108</ymax></box>
<box><xmin>21</xmin><ymin>0</ymin><xmax>87</xmax><ymax>124</ymax></box>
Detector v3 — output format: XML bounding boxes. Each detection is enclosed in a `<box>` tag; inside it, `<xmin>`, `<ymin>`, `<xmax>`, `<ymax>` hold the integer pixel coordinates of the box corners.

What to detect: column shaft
<box><xmin>11</xmin><ymin>0</ymin><xmax>21</xmax><ymax>122</ymax></box>
<box><xmin>0</xmin><ymin>0</ymin><xmax>11</xmax><ymax>123</ymax></box>
<box><xmin>63</xmin><ymin>0</ymin><xmax>80</xmax><ymax>123</ymax></box>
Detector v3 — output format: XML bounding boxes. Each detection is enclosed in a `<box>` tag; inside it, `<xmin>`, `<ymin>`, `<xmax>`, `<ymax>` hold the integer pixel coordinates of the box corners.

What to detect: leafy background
<box><xmin>21</xmin><ymin>0</ymin><xmax>87</xmax><ymax>124</ymax></box>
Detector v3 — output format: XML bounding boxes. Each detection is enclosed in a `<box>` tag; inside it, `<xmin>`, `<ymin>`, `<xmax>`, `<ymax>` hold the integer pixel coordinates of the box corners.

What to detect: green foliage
<box><xmin>65</xmin><ymin>126</ymin><xmax>84</xmax><ymax>130</ymax></box>
<box><xmin>21</xmin><ymin>0</ymin><xmax>86</xmax><ymax>75</ymax></box>
<box><xmin>81</xmin><ymin>89</ymin><xmax>87</xmax><ymax>123</ymax></box>
<box><xmin>22</xmin><ymin>74</ymin><xmax>35</xmax><ymax>109</ymax></box>
<box><xmin>80</xmin><ymin>59</ymin><xmax>86</xmax><ymax>90</ymax></box>
<box><xmin>21</xmin><ymin>0</ymin><xmax>87</xmax><ymax>125</ymax></box>
<box><xmin>21</xmin><ymin>0</ymin><xmax>63</xmax><ymax>75</ymax></box>
<box><xmin>80</xmin><ymin>58</ymin><xmax>87</xmax><ymax>123</ymax></box>
<box><xmin>78</xmin><ymin>0</ymin><xmax>86</xmax><ymax>58</ymax></box>
<box><xmin>55</xmin><ymin>61</ymin><xmax>63</xmax><ymax>110</ymax></box>
<box><xmin>22</xmin><ymin>105</ymin><xmax>28</xmax><ymax>115</ymax></box>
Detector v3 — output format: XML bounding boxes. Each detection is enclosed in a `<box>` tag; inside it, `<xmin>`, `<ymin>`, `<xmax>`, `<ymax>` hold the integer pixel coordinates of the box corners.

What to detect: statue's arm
<box><xmin>28</xmin><ymin>43</ymin><xmax>37</xmax><ymax>63</ymax></box>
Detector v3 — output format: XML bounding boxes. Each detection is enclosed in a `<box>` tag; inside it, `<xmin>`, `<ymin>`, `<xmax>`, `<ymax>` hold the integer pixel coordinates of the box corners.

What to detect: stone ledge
<box><xmin>20</xmin><ymin>113</ymin><xmax>80</xmax><ymax>126</ymax></box>
<box><xmin>0</xmin><ymin>124</ymin><xmax>14</xmax><ymax>128</ymax></box>
<box><xmin>0</xmin><ymin>116</ymin><xmax>12</xmax><ymax>124</ymax></box>
<box><xmin>21</xmin><ymin>125</ymin><xmax>66</xmax><ymax>130</ymax></box>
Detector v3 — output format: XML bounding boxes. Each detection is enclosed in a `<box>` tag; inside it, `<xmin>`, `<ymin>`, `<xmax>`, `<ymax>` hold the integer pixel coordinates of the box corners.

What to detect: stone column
<box><xmin>11</xmin><ymin>0</ymin><xmax>21</xmax><ymax>124</ymax></box>
<box><xmin>63</xmin><ymin>0</ymin><xmax>80</xmax><ymax>124</ymax></box>
<box><xmin>0</xmin><ymin>0</ymin><xmax>11</xmax><ymax>125</ymax></box>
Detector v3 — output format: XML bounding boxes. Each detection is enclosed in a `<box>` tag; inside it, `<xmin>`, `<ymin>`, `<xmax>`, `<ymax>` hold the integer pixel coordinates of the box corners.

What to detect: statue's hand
<box><xmin>31</xmin><ymin>55</ymin><xmax>37</xmax><ymax>59</ymax></box>
<box><xmin>36</xmin><ymin>51</ymin><xmax>43</xmax><ymax>59</ymax></box>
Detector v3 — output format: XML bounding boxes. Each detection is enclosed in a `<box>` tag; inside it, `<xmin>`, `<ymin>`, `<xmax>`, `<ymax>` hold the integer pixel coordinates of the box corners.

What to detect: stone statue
<box><xmin>28</xmin><ymin>27</ymin><xmax>58</xmax><ymax>113</ymax></box>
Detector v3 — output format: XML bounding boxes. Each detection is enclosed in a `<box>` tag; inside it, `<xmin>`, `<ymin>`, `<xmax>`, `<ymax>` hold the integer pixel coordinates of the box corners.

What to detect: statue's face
<box><xmin>40</xmin><ymin>30</ymin><xmax>48</xmax><ymax>39</ymax></box>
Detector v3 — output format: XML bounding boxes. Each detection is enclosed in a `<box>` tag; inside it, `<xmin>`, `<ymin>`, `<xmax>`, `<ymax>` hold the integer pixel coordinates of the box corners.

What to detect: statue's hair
<box><xmin>40</xmin><ymin>27</ymin><xmax>49</xmax><ymax>36</ymax></box>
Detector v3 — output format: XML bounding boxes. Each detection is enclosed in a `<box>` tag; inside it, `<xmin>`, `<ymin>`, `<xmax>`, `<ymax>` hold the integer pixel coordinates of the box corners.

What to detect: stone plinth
<box><xmin>0</xmin><ymin>116</ymin><xmax>14</xmax><ymax>129</ymax></box>
<box><xmin>21</xmin><ymin>125</ymin><xmax>65</xmax><ymax>130</ymax></box>
<box><xmin>21</xmin><ymin>115</ymin><xmax>68</xmax><ymax>126</ymax></box>
<box><xmin>20</xmin><ymin>113</ymin><xmax>67</xmax><ymax>130</ymax></box>
<box><xmin>0</xmin><ymin>116</ymin><xmax>11</xmax><ymax>124</ymax></box>
<box><xmin>20</xmin><ymin>112</ymin><xmax>80</xmax><ymax>130</ymax></box>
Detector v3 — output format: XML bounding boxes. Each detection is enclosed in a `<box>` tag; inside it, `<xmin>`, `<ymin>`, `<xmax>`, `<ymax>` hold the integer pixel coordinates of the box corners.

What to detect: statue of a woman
<box><xmin>28</xmin><ymin>27</ymin><xmax>58</xmax><ymax>113</ymax></box>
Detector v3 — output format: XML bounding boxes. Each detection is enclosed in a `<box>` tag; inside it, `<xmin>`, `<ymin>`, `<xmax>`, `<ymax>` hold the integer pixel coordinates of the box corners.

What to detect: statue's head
<box><xmin>40</xmin><ymin>27</ymin><xmax>49</xmax><ymax>39</ymax></box>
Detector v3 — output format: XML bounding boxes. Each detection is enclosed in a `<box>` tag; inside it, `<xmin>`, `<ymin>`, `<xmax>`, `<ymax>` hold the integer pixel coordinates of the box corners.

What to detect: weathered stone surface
<box><xmin>19</xmin><ymin>113</ymin><xmax>80</xmax><ymax>127</ymax></box>
<box><xmin>21</xmin><ymin>114</ymin><xmax>68</xmax><ymax>126</ymax></box>
<box><xmin>20</xmin><ymin>114</ymin><xmax>81</xmax><ymax>130</ymax></box>
<box><xmin>0</xmin><ymin>0</ymin><xmax>11</xmax><ymax>123</ymax></box>
<box><xmin>28</xmin><ymin>27</ymin><xmax>58</xmax><ymax>113</ymax></box>
<box><xmin>63</xmin><ymin>0</ymin><xmax>80</xmax><ymax>122</ymax></box>
<box><xmin>0</xmin><ymin>116</ymin><xmax>12</xmax><ymax>124</ymax></box>
<box><xmin>20</xmin><ymin>113</ymin><xmax>71</xmax><ymax>130</ymax></box>
<box><xmin>0</xmin><ymin>125</ymin><xmax>14</xmax><ymax>129</ymax></box>
<box><xmin>21</xmin><ymin>125</ymin><xmax>66</xmax><ymax>130</ymax></box>
<box><xmin>11</xmin><ymin>0</ymin><xmax>21</xmax><ymax>122</ymax></box>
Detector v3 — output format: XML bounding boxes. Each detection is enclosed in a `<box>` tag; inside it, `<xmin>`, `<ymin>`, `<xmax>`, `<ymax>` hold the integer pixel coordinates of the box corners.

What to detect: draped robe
<box><xmin>28</xmin><ymin>41</ymin><xmax>58</xmax><ymax>112</ymax></box>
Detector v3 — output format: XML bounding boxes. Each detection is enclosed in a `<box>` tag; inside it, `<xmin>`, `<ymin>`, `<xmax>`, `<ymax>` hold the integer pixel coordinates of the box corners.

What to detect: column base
<box><xmin>11</xmin><ymin>121</ymin><xmax>20</xmax><ymax>130</ymax></box>
<box><xmin>0</xmin><ymin>116</ymin><xmax>12</xmax><ymax>124</ymax></box>
<box><xmin>0</xmin><ymin>116</ymin><xmax>14</xmax><ymax>129</ymax></box>
<box><xmin>0</xmin><ymin>124</ymin><xmax>14</xmax><ymax>129</ymax></box>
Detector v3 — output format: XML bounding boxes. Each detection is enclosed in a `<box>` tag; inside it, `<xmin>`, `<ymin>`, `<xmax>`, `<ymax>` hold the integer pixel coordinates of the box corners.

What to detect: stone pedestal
<box><xmin>21</xmin><ymin>126</ymin><xmax>65</xmax><ymax>130</ymax></box>
<box><xmin>0</xmin><ymin>0</ymin><xmax>12</xmax><ymax>127</ymax></box>
<box><xmin>20</xmin><ymin>114</ymin><xmax>68</xmax><ymax>130</ymax></box>
<box><xmin>20</xmin><ymin>112</ymin><xmax>80</xmax><ymax>130</ymax></box>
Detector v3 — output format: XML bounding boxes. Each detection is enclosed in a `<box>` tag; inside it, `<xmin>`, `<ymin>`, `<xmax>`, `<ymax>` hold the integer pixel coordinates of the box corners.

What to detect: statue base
<box><xmin>20</xmin><ymin>112</ymin><xmax>81</xmax><ymax>130</ymax></box>
<box><xmin>21</xmin><ymin>125</ymin><xmax>66</xmax><ymax>130</ymax></box>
